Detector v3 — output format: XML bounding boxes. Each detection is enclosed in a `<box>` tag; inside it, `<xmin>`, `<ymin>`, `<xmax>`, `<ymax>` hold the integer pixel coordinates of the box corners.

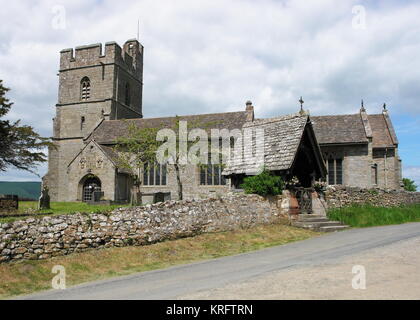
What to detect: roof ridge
<box><xmin>105</xmin><ymin>110</ymin><xmax>247</xmax><ymax>122</ymax></box>
<box><xmin>244</xmin><ymin>112</ymin><xmax>307</xmax><ymax>127</ymax></box>
<box><xmin>312</xmin><ymin>113</ymin><xmax>359</xmax><ymax>118</ymax></box>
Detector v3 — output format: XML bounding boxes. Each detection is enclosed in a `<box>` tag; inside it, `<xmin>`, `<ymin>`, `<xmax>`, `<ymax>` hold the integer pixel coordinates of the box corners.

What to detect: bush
<box><xmin>240</xmin><ymin>170</ymin><xmax>284</xmax><ymax>196</ymax></box>
<box><xmin>403</xmin><ymin>178</ymin><xmax>417</xmax><ymax>192</ymax></box>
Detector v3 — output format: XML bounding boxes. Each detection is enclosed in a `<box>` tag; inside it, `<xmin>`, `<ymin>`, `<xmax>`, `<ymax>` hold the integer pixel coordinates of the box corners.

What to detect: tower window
<box><xmin>81</xmin><ymin>77</ymin><xmax>91</xmax><ymax>101</ymax></box>
<box><xmin>125</xmin><ymin>83</ymin><xmax>131</xmax><ymax>106</ymax></box>
<box><xmin>80</xmin><ymin>116</ymin><xmax>85</xmax><ymax>131</ymax></box>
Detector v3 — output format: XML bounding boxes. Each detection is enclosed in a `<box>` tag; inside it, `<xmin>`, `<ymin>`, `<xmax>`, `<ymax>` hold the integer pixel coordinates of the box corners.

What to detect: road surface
<box><xmin>19</xmin><ymin>222</ymin><xmax>420</xmax><ymax>300</ymax></box>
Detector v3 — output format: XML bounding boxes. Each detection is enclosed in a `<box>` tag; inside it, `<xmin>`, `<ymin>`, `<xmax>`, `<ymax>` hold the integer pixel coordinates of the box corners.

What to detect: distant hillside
<box><xmin>0</xmin><ymin>181</ymin><xmax>41</xmax><ymax>200</ymax></box>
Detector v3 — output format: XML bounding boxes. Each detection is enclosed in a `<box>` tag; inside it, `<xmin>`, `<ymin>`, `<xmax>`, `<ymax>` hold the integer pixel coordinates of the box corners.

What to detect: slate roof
<box><xmin>91</xmin><ymin>111</ymin><xmax>249</xmax><ymax>144</ymax></box>
<box><xmin>311</xmin><ymin>114</ymin><xmax>368</xmax><ymax>145</ymax></box>
<box><xmin>100</xmin><ymin>144</ymin><xmax>120</xmax><ymax>164</ymax></box>
<box><xmin>368</xmin><ymin>114</ymin><xmax>395</xmax><ymax>148</ymax></box>
<box><xmin>311</xmin><ymin>112</ymin><xmax>397</xmax><ymax>148</ymax></box>
<box><xmin>222</xmin><ymin>113</ymin><xmax>309</xmax><ymax>175</ymax></box>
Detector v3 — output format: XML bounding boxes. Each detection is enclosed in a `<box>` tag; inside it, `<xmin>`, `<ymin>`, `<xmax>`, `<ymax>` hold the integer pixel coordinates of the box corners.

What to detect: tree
<box><xmin>114</xmin><ymin>116</ymin><xmax>222</xmax><ymax>202</ymax></box>
<box><xmin>403</xmin><ymin>178</ymin><xmax>417</xmax><ymax>192</ymax></box>
<box><xmin>157</xmin><ymin>116</ymin><xmax>222</xmax><ymax>201</ymax></box>
<box><xmin>113</xmin><ymin>121</ymin><xmax>162</xmax><ymax>205</ymax></box>
<box><xmin>0</xmin><ymin>80</ymin><xmax>52</xmax><ymax>175</ymax></box>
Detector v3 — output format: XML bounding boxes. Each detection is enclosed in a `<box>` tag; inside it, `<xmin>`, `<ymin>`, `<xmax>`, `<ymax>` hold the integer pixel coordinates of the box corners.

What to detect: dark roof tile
<box><xmin>311</xmin><ymin>114</ymin><xmax>368</xmax><ymax>145</ymax></box>
<box><xmin>92</xmin><ymin>111</ymin><xmax>248</xmax><ymax>144</ymax></box>
<box><xmin>368</xmin><ymin>114</ymin><xmax>395</xmax><ymax>148</ymax></box>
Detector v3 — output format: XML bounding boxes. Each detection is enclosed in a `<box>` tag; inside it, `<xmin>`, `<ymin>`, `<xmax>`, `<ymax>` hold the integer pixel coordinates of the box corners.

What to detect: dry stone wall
<box><xmin>325</xmin><ymin>185</ymin><xmax>420</xmax><ymax>208</ymax></box>
<box><xmin>0</xmin><ymin>193</ymin><xmax>283</xmax><ymax>264</ymax></box>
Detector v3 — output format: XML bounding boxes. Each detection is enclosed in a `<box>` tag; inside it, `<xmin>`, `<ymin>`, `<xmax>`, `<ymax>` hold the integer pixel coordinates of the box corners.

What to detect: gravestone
<box><xmin>38</xmin><ymin>186</ymin><xmax>51</xmax><ymax>210</ymax></box>
<box><xmin>0</xmin><ymin>195</ymin><xmax>19</xmax><ymax>211</ymax></box>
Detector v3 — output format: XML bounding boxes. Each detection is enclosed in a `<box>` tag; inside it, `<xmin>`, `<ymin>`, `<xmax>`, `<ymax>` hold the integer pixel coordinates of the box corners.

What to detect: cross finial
<box><xmin>299</xmin><ymin>96</ymin><xmax>304</xmax><ymax>111</ymax></box>
<box><xmin>361</xmin><ymin>99</ymin><xmax>365</xmax><ymax>111</ymax></box>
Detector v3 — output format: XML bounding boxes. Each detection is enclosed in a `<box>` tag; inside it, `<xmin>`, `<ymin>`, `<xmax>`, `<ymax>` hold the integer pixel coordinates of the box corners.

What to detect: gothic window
<box><xmin>125</xmin><ymin>83</ymin><xmax>131</xmax><ymax>106</ymax></box>
<box><xmin>81</xmin><ymin>77</ymin><xmax>91</xmax><ymax>101</ymax></box>
<box><xmin>199</xmin><ymin>149</ymin><xmax>226</xmax><ymax>186</ymax></box>
<box><xmin>143</xmin><ymin>163</ymin><xmax>167</xmax><ymax>186</ymax></box>
<box><xmin>200</xmin><ymin>164</ymin><xmax>226</xmax><ymax>186</ymax></box>
<box><xmin>327</xmin><ymin>158</ymin><xmax>343</xmax><ymax>185</ymax></box>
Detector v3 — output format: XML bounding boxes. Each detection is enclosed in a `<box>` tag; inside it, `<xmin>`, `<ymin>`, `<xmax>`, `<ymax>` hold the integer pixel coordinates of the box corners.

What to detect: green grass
<box><xmin>0</xmin><ymin>201</ymin><xmax>129</xmax><ymax>223</ymax></box>
<box><xmin>0</xmin><ymin>223</ymin><xmax>319</xmax><ymax>299</ymax></box>
<box><xmin>328</xmin><ymin>204</ymin><xmax>420</xmax><ymax>228</ymax></box>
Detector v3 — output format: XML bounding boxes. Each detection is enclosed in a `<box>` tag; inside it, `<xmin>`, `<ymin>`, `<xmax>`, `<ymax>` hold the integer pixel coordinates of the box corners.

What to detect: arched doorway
<box><xmin>82</xmin><ymin>176</ymin><xmax>101</xmax><ymax>202</ymax></box>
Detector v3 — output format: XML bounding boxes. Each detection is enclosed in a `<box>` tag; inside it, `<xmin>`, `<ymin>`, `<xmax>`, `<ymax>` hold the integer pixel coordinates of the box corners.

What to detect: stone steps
<box><xmin>291</xmin><ymin>215</ymin><xmax>349</xmax><ymax>232</ymax></box>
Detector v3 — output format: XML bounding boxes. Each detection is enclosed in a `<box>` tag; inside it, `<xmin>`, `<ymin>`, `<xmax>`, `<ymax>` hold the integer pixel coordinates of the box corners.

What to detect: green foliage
<box><xmin>328</xmin><ymin>204</ymin><xmax>420</xmax><ymax>228</ymax></box>
<box><xmin>240</xmin><ymin>170</ymin><xmax>284</xmax><ymax>196</ymax></box>
<box><xmin>403</xmin><ymin>178</ymin><xmax>417</xmax><ymax>192</ymax></box>
<box><xmin>0</xmin><ymin>80</ymin><xmax>52</xmax><ymax>174</ymax></box>
<box><xmin>114</xmin><ymin>115</ymin><xmax>223</xmax><ymax>201</ymax></box>
<box><xmin>113</xmin><ymin>121</ymin><xmax>162</xmax><ymax>176</ymax></box>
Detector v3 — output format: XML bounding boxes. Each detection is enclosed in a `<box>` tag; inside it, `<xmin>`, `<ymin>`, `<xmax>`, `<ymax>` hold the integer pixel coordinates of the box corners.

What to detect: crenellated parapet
<box><xmin>59</xmin><ymin>40</ymin><xmax>143</xmax><ymax>79</ymax></box>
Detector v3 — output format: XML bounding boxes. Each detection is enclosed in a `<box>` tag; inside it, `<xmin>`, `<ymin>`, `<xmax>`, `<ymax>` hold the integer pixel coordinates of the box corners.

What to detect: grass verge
<box><xmin>0</xmin><ymin>223</ymin><xmax>319</xmax><ymax>299</ymax></box>
<box><xmin>0</xmin><ymin>201</ymin><xmax>129</xmax><ymax>223</ymax></box>
<box><xmin>328</xmin><ymin>204</ymin><xmax>420</xmax><ymax>228</ymax></box>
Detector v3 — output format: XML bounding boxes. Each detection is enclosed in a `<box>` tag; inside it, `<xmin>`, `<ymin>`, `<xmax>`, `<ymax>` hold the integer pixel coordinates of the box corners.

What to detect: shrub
<box><xmin>403</xmin><ymin>178</ymin><xmax>417</xmax><ymax>192</ymax></box>
<box><xmin>240</xmin><ymin>170</ymin><xmax>284</xmax><ymax>196</ymax></box>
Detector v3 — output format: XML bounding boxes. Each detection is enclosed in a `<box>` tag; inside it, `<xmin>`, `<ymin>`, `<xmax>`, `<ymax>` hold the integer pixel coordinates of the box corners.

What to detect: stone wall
<box><xmin>0</xmin><ymin>196</ymin><xmax>18</xmax><ymax>211</ymax></box>
<box><xmin>0</xmin><ymin>193</ymin><xmax>285</xmax><ymax>264</ymax></box>
<box><xmin>325</xmin><ymin>185</ymin><xmax>420</xmax><ymax>208</ymax></box>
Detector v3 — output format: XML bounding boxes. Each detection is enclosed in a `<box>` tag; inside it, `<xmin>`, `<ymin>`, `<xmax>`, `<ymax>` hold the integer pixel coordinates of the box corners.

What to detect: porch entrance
<box><xmin>82</xmin><ymin>176</ymin><xmax>101</xmax><ymax>202</ymax></box>
<box><xmin>295</xmin><ymin>187</ymin><xmax>313</xmax><ymax>214</ymax></box>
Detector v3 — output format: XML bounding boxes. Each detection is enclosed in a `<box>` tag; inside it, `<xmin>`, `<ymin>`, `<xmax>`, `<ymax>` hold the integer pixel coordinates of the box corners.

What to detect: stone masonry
<box><xmin>325</xmin><ymin>185</ymin><xmax>420</xmax><ymax>208</ymax></box>
<box><xmin>0</xmin><ymin>193</ymin><xmax>286</xmax><ymax>264</ymax></box>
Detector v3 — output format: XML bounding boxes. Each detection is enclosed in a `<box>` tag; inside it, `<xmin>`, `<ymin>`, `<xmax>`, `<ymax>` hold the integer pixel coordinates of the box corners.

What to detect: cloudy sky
<box><xmin>0</xmin><ymin>0</ymin><xmax>419</xmax><ymax>187</ymax></box>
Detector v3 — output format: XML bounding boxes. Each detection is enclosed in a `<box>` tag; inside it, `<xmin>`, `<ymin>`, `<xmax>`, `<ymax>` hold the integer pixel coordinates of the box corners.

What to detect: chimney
<box><xmin>245</xmin><ymin>100</ymin><xmax>254</xmax><ymax>122</ymax></box>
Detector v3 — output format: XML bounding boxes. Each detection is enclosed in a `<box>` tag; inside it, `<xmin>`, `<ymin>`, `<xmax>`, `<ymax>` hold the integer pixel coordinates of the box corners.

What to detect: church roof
<box><xmin>311</xmin><ymin>114</ymin><xmax>368</xmax><ymax>145</ymax></box>
<box><xmin>368</xmin><ymin>114</ymin><xmax>396</xmax><ymax>148</ymax></box>
<box><xmin>311</xmin><ymin>112</ymin><xmax>397</xmax><ymax>148</ymax></box>
<box><xmin>91</xmin><ymin>111</ymin><xmax>249</xmax><ymax>144</ymax></box>
<box><xmin>222</xmin><ymin>112</ymin><xmax>310</xmax><ymax>175</ymax></box>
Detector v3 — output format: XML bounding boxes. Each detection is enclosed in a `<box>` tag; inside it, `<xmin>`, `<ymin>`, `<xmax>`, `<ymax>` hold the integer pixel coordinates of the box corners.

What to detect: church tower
<box><xmin>55</xmin><ymin>39</ymin><xmax>143</xmax><ymax>138</ymax></box>
<box><xmin>45</xmin><ymin>39</ymin><xmax>144</xmax><ymax>201</ymax></box>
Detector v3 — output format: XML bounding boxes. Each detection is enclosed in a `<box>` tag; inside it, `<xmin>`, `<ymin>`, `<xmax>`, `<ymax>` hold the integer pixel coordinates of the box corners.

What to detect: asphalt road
<box><xmin>19</xmin><ymin>222</ymin><xmax>420</xmax><ymax>300</ymax></box>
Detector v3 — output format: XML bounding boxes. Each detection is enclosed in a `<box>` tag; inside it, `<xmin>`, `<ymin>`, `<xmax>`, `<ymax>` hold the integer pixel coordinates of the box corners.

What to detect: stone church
<box><xmin>43</xmin><ymin>39</ymin><xmax>403</xmax><ymax>203</ymax></box>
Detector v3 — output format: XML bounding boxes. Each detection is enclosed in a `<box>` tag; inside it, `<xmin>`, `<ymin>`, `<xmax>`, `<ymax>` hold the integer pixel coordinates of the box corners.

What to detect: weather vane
<box><xmin>299</xmin><ymin>96</ymin><xmax>304</xmax><ymax>112</ymax></box>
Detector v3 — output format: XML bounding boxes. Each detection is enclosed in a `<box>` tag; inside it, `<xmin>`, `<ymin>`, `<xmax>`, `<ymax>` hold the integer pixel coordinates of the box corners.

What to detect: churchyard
<box><xmin>0</xmin><ymin>201</ymin><xmax>129</xmax><ymax>223</ymax></box>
